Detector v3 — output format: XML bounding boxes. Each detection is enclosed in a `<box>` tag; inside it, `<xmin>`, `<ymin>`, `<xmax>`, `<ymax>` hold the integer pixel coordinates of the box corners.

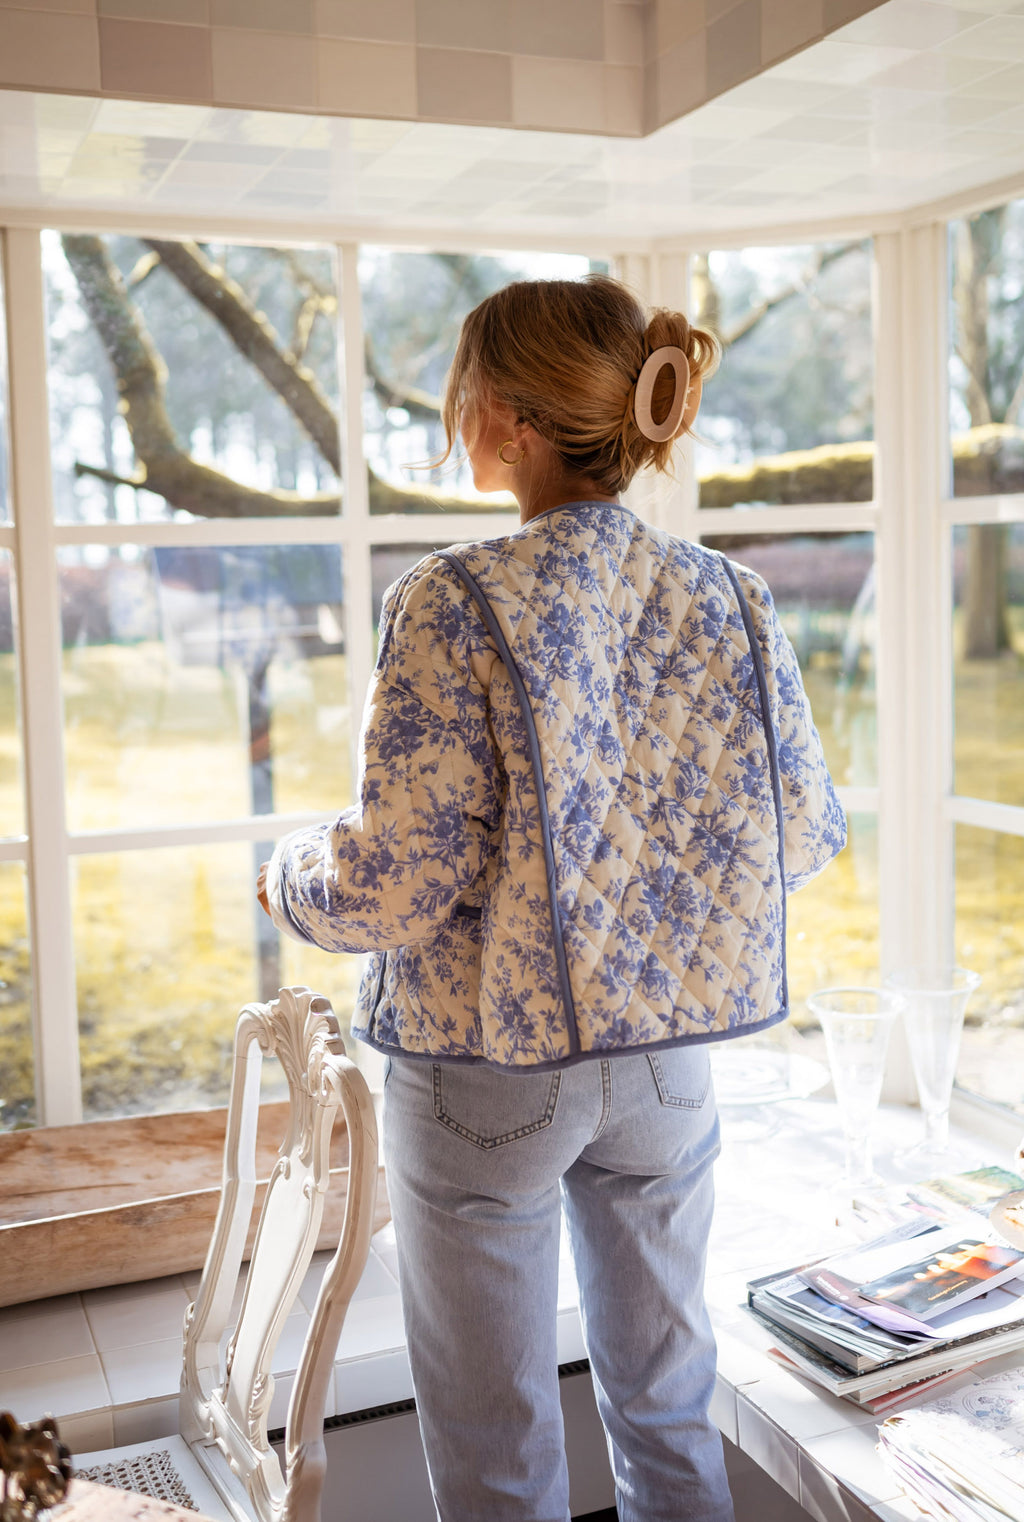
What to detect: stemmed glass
<box><xmin>884</xmin><ymin>965</ymin><xmax>981</xmax><ymax>1174</ymax></box>
<box><xmin>806</xmin><ymin>987</ymin><xmax>904</xmax><ymax>1190</ymax></box>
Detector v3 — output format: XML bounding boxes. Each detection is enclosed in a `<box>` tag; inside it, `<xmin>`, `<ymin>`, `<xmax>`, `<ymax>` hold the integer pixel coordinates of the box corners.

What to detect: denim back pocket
<box><xmin>647</xmin><ymin>1047</ymin><xmax>712</xmax><ymax>1109</ymax></box>
<box><xmin>432</xmin><ymin>1064</ymin><xmax>561</xmax><ymax>1148</ymax></box>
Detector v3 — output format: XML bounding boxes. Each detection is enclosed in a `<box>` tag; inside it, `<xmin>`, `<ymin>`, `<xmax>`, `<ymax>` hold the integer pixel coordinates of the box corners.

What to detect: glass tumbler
<box><xmin>806</xmin><ymin>987</ymin><xmax>904</xmax><ymax>1187</ymax></box>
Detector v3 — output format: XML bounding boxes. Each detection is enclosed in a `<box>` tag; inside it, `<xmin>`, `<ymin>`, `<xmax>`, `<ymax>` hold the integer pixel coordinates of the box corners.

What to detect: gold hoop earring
<box><xmin>497</xmin><ymin>440</ymin><xmax>525</xmax><ymax>466</ymax></box>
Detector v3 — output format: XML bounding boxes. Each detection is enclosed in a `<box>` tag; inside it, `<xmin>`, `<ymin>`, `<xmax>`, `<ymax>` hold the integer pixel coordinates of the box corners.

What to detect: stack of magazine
<box><xmin>878</xmin><ymin>1364</ymin><xmax>1024</xmax><ymax>1520</ymax></box>
<box><xmin>745</xmin><ymin>1167</ymin><xmax>1024</xmax><ymax>1413</ymax></box>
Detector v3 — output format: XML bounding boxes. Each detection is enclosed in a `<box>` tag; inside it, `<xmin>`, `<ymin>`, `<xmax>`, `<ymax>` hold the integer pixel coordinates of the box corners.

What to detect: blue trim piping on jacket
<box><xmin>720</xmin><ymin>555</ymin><xmax>790</xmax><ymax>1011</ymax></box>
<box><xmin>436</xmin><ymin>548</ymin><xmax>582</xmax><ymax>1058</ymax></box>
<box><xmin>363</xmin><ymin>543</ymin><xmax>791</xmax><ymax>1066</ymax></box>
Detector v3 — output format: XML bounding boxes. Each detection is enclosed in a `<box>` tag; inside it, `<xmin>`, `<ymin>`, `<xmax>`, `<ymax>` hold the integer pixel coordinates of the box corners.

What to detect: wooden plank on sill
<box><xmin>0</xmin><ymin>1102</ymin><xmax>309</xmax><ymax>1223</ymax></box>
<box><xmin>0</xmin><ymin>1102</ymin><xmax>390</xmax><ymax>1309</ymax></box>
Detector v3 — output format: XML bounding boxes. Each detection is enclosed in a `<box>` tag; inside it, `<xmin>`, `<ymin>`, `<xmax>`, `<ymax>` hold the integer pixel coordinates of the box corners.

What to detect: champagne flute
<box><xmin>806</xmin><ymin>987</ymin><xmax>904</xmax><ymax>1189</ymax></box>
<box><xmin>884</xmin><ymin>965</ymin><xmax>981</xmax><ymax>1173</ymax></box>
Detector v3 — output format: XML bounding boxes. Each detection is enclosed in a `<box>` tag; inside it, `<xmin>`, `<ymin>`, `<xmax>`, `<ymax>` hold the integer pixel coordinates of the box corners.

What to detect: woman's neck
<box><xmin>517</xmin><ymin>476</ymin><xmax>618</xmax><ymax>525</ymax></box>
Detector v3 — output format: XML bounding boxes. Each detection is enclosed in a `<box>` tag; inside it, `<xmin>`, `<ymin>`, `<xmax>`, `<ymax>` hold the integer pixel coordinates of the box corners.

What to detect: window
<box><xmin>948</xmin><ymin>198</ymin><xmax>1024</xmax><ymax>1116</ymax></box>
<box><xmin>3</xmin><ymin>208</ymin><xmax>1022</xmax><ymax>1135</ymax></box>
<box><xmin>692</xmin><ymin>239</ymin><xmax>879</xmax><ymax>1068</ymax></box>
<box><xmin>0</xmin><ymin>263</ymin><xmax>30</xmax><ymax>1132</ymax></box>
<box><xmin>694</xmin><ymin>241</ymin><xmax>873</xmax><ymax>510</ymax></box>
<box><xmin>360</xmin><ymin>248</ymin><xmax>603</xmax><ymax>514</ymax></box>
<box><xmin>3</xmin><ymin>232</ymin><xmax>609</xmax><ymax>1129</ymax></box>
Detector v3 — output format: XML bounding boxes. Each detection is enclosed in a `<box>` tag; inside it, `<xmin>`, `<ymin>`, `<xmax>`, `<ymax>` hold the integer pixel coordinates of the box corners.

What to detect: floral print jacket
<box><xmin>267</xmin><ymin>502</ymin><xmax>846</xmax><ymax>1069</ymax></box>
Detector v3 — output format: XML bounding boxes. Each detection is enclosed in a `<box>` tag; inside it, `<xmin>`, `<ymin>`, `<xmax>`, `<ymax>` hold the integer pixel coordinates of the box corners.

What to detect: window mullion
<box><xmin>3</xmin><ymin>227</ymin><xmax>82</xmax><ymax>1126</ymax></box>
<box><xmin>874</xmin><ymin>225</ymin><xmax>950</xmax><ymax>1104</ymax></box>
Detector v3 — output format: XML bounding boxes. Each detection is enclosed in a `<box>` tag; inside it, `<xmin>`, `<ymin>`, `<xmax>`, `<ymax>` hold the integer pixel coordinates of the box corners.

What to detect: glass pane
<box><xmin>953</xmin><ymin>524</ymin><xmax>1024</xmax><ymax>806</ymax></box>
<box><xmin>279</xmin><ymin>935</ymin><xmax>362</xmax><ymax>1056</ymax></box>
<box><xmin>0</xmin><ymin>259</ymin><xmax>9</xmax><ymax>524</ymax></box>
<box><xmin>789</xmin><ymin>812</ymin><xmax>880</xmax><ymax>1051</ymax></box>
<box><xmin>60</xmin><ymin>544</ymin><xmax>351</xmax><ymax>831</ymax></box>
<box><xmin>0</xmin><ymin>552</ymin><xmax>24</xmax><ymax>839</ymax></box>
<box><xmin>0</xmin><ymin>863</ymin><xmax>33</xmax><ymax>1130</ymax></box>
<box><xmin>955</xmin><ymin>825</ymin><xmax>1024</xmax><ymax>1115</ymax></box>
<box><xmin>695</xmin><ymin>241</ymin><xmax>874</xmax><ymax>509</ymax></box>
<box><xmin>43</xmin><ymin>232</ymin><xmax>341</xmax><ymax>524</ymax></box>
<box><xmin>702</xmin><ymin>532</ymin><xmax>876</xmax><ymax>787</ymax></box>
<box><xmin>371</xmin><ymin>543</ymin><xmax>439</xmax><ymax>630</ymax></box>
<box><xmin>360</xmin><ymin>249</ymin><xmax>605</xmax><ymax>515</ymax></box>
<box><xmin>74</xmin><ymin>841</ymin><xmax>359</xmax><ymax>1120</ymax></box>
<box><xmin>949</xmin><ymin>200</ymin><xmax>1024</xmax><ymax>497</ymax></box>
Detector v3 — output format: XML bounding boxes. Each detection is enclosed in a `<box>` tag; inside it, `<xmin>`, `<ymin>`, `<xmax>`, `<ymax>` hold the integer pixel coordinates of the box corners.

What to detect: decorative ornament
<box><xmin>633</xmin><ymin>345</ymin><xmax>691</xmax><ymax>443</ymax></box>
<box><xmin>0</xmin><ymin>1412</ymin><xmax>72</xmax><ymax>1521</ymax></box>
<box><xmin>497</xmin><ymin>440</ymin><xmax>525</xmax><ymax>466</ymax></box>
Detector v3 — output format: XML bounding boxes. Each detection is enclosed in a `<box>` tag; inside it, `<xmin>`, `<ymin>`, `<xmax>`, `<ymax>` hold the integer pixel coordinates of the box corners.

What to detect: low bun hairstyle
<box><xmin>441</xmin><ymin>274</ymin><xmax>720</xmax><ymax>495</ymax></box>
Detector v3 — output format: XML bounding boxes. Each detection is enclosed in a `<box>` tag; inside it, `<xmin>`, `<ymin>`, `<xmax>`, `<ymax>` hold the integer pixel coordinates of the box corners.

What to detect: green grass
<box><xmin>1</xmin><ymin>629</ymin><xmax>1022</xmax><ymax>1126</ymax></box>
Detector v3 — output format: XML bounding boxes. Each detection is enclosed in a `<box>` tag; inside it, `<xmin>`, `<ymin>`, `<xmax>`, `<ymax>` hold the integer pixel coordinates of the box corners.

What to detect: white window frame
<box><xmin>0</xmin><ymin>179</ymin><xmax>1022</xmax><ymax>1130</ymax></box>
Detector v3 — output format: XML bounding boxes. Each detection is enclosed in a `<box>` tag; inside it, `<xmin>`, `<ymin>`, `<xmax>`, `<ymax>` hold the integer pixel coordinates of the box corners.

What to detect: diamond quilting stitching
<box><xmin>451</xmin><ymin>513</ymin><xmax>788</xmax><ymax>1053</ymax></box>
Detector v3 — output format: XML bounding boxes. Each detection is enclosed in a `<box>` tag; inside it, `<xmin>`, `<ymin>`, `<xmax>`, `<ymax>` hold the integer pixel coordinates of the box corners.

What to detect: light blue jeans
<box><xmin>383</xmin><ymin>1045</ymin><xmax>735</xmax><ymax>1522</ymax></box>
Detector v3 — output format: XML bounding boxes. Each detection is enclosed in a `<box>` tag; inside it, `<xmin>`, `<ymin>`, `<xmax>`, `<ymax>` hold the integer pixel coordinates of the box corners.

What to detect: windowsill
<box><xmin>0</xmin><ymin>1218</ymin><xmax>588</xmax><ymax>1456</ymax></box>
<box><xmin>2</xmin><ymin>1097</ymin><xmax>1021</xmax><ymax>1521</ymax></box>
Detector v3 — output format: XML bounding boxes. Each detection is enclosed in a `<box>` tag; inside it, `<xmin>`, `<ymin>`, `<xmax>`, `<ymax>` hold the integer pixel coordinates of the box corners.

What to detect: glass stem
<box><xmin>844</xmin><ymin>1128</ymin><xmax>872</xmax><ymax>1184</ymax></box>
<box><xmin>924</xmin><ymin>1106</ymin><xmax>950</xmax><ymax>1153</ymax></box>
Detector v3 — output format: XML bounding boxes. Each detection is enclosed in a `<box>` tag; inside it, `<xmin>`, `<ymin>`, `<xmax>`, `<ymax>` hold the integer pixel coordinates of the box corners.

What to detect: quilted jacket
<box><xmin>267</xmin><ymin>501</ymin><xmax>846</xmax><ymax>1069</ymax></box>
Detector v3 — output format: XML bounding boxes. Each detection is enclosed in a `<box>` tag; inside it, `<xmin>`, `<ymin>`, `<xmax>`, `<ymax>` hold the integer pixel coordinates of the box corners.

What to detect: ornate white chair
<box><xmin>74</xmin><ymin>986</ymin><xmax>379</xmax><ymax>1522</ymax></box>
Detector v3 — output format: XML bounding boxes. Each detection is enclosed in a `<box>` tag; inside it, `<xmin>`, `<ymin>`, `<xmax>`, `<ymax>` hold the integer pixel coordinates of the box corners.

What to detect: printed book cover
<box><xmin>858</xmin><ymin>1236</ymin><xmax>1024</xmax><ymax>1322</ymax></box>
<box><xmin>910</xmin><ymin>1165</ymin><xmax>1024</xmax><ymax>1220</ymax></box>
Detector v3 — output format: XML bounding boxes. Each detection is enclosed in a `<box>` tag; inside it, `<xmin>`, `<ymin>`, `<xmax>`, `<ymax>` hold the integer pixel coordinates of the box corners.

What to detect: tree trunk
<box><xmin>955</xmin><ymin>214</ymin><xmax>1011</xmax><ymax>659</ymax></box>
<box><xmin>963</xmin><ymin>522</ymin><xmax>1009</xmax><ymax>659</ymax></box>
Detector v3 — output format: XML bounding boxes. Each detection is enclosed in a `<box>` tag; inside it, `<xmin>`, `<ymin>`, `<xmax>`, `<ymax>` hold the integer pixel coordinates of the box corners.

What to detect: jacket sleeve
<box><xmin>734</xmin><ymin>565</ymin><xmax>848</xmax><ymax>893</ymax></box>
<box><xmin>266</xmin><ymin>557</ymin><xmax>503</xmax><ymax>953</ymax></box>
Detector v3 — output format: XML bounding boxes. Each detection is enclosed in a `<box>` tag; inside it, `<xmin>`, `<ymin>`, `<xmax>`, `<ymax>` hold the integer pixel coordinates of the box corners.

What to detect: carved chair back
<box><xmin>178</xmin><ymin>986</ymin><xmax>378</xmax><ymax>1522</ymax></box>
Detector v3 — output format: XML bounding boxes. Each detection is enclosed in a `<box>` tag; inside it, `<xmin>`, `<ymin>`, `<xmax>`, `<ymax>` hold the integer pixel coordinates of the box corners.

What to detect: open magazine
<box><xmin>879</xmin><ymin>1365</ymin><xmax>1024</xmax><ymax>1520</ymax></box>
<box><xmin>800</xmin><ymin>1222</ymin><xmax>1024</xmax><ymax>1331</ymax></box>
<box><xmin>744</xmin><ymin>1170</ymin><xmax>1024</xmax><ymax>1407</ymax></box>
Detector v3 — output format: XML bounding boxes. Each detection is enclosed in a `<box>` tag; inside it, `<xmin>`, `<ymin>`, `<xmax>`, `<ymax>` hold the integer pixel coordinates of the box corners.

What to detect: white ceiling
<box><xmin>3</xmin><ymin>0</ymin><xmax>1024</xmax><ymax>241</ymax></box>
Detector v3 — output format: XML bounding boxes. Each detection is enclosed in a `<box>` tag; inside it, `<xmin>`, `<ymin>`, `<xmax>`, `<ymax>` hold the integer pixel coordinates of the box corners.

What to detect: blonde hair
<box><xmin>441</xmin><ymin>274</ymin><xmax>720</xmax><ymax>495</ymax></box>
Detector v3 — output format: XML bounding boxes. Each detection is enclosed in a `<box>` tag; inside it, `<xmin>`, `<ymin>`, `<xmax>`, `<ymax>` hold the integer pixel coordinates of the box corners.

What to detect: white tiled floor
<box><xmin>2</xmin><ymin>1100</ymin><xmax>1021</xmax><ymax>1520</ymax></box>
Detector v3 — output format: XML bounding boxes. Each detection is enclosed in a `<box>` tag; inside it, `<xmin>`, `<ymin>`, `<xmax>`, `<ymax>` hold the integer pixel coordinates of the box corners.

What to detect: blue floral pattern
<box><xmin>268</xmin><ymin>502</ymin><xmax>846</xmax><ymax>1068</ymax></box>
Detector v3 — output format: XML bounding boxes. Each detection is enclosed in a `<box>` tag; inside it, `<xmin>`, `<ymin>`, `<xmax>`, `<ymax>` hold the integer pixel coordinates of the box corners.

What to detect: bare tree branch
<box><xmin>279</xmin><ymin>249</ymin><xmax>336</xmax><ymax>363</ymax></box>
<box><xmin>73</xmin><ymin>463</ymin><xmax>145</xmax><ymax>490</ymax></box>
<box><xmin>126</xmin><ymin>249</ymin><xmax>161</xmax><ymax>289</ymax></box>
<box><xmin>143</xmin><ymin>237</ymin><xmax>342</xmax><ymax>474</ymax></box>
<box><xmin>62</xmin><ymin>234</ymin><xmax>340</xmax><ymax>518</ymax></box>
<box><xmin>696</xmin><ymin>423</ymin><xmax>1024</xmax><ymax>508</ymax></box>
<box><xmin>365</xmin><ymin>338</ymin><xmax>443</xmax><ymax>422</ymax></box>
<box><xmin>716</xmin><ymin>244</ymin><xmax>860</xmax><ymax>348</ymax></box>
<box><xmin>62</xmin><ymin>234</ymin><xmax>485</xmax><ymax>518</ymax></box>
